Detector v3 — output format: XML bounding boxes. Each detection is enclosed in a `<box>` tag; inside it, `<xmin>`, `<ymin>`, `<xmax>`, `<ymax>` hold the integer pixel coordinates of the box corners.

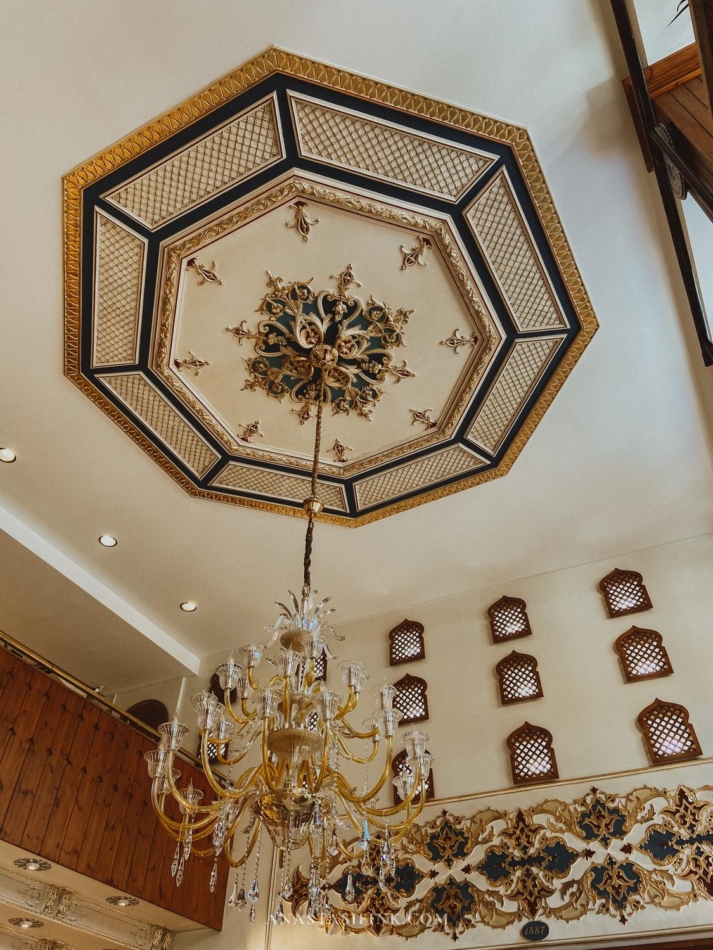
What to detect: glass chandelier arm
<box><xmin>150</xmin><ymin>783</ymin><xmax>218</xmax><ymax>833</ymax></box>
<box><xmin>260</xmin><ymin>721</ymin><xmax>280</xmax><ymax>793</ymax></box>
<box><xmin>336</xmin><ymin>733</ymin><xmax>379</xmax><ymax>764</ymax></box>
<box><xmin>337</xmin><ymin>716</ymin><xmax>379</xmax><ymax>740</ymax></box>
<box><xmin>361</xmin><ymin>789</ymin><xmax>427</xmax><ymax>832</ymax></box>
<box><xmin>335</xmin><ymin>687</ymin><xmax>359</xmax><ymax>720</ymax></box>
<box><xmin>225</xmin><ymin>820</ymin><xmax>260</xmax><ymax>869</ymax></box>
<box><xmin>223</xmin><ymin>692</ymin><xmax>251</xmax><ymax>726</ymax></box>
<box><xmin>304</xmin><ymin>727</ymin><xmax>331</xmax><ymax>794</ymax></box>
<box><xmin>334</xmin><ymin>737</ymin><xmax>393</xmax><ymax>805</ymax></box>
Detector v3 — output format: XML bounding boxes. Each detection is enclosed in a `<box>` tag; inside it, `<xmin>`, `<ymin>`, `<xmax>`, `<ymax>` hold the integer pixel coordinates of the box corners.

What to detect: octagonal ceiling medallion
<box><xmin>64</xmin><ymin>48</ymin><xmax>598</xmax><ymax>526</ymax></box>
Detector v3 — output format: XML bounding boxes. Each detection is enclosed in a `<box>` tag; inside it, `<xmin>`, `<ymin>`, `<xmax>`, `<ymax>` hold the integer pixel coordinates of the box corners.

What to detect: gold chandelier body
<box><xmin>144</xmin><ymin>357</ymin><xmax>432</xmax><ymax>926</ymax></box>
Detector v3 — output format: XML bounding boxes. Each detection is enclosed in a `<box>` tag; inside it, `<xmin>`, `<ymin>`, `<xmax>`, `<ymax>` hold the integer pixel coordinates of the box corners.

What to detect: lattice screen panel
<box><xmin>392</xmin><ymin>749</ymin><xmax>435</xmax><ymax>806</ymax></box>
<box><xmin>389</xmin><ymin>619</ymin><xmax>426</xmax><ymax>666</ymax></box>
<box><xmin>507</xmin><ymin>723</ymin><xmax>558</xmax><ymax>785</ymax></box>
<box><xmin>638</xmin><ymin>700</ymin><xmax>701</xmax><ymax>764</ymax></box>
<box><xmin>488</xmin><ymin>596</ymin><xmax>532</xmax><ymax>643</ymax></box>
<box><xmin>615</xmin><ymin>628</ymin><xmax>673</xmax><ymax>683</ymax></box>
<box><xmin>496</xmin><ymin>652</ymin><xmax>542</xmax><ymax>705</ymax></box>
<box><xmin>599</xmin><ymin>569</ymin><xmax>652</xmax><ymax>619</ymax></box>
<box><xmin>313</xmin><ymin>650</ymin><xmax>327</xmax><ymax>682</ymax></box>
<box><xmin>393</xmin><ymin>673</ymin><xmax>429</xmax><ymax>725</ymax></box>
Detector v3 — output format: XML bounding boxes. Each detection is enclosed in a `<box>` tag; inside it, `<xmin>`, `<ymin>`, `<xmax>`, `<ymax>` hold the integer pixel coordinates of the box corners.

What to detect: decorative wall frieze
<box><xmin>289</xmin><ymin>784</ymin><xmax>713</xmax><ymax>940</ymax></box>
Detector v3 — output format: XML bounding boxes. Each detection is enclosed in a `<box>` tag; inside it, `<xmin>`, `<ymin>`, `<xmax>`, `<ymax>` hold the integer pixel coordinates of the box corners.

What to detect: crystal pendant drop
<box><xmin>248</xmin><ymin>879</ymin><xmax>259</xmax><ymax>902</ymax></box>
<box><xmin>344</xmin><ymin>871</ymin><xmax>355</xmax><ymax>902</ymax></box>
<box><xmin>184</xmin><ymin>826</ymin><xmax>193</xmax><ymax>859</ymax></box>
<box><xmin>209</xmin><ymin>859</ymin><xmax>218</xmax><ymax>894</ymax></box>
<box><xmin>170</xmin><ymin>841</ymin><xmax>181</xmax><ymax>877</ymax></box>
<box><xmin>360</xmin><ymin>850</ymin><xmax>372</xmax><ymax>875</ymax></box>
<box><xmin>228</xmin><ymin>881</ymin><xmax>238</xmax><ymax>908</ymax></box>
<box><xmin>249</xmin><ymin>903</ymin><xmax>256</xmax><ymax>924</ymax></box>
<box><xmin>272</xmin><ymin>902</ymin><xmax>286</xmax><ymax>926</ymax></box>
<box><xmin>358</xmin><ymin>819</ymin><xmax>370</xmax><ymax>851</ymax></box>
<box><xmin>176</xmin><ymin>854</ymin><xmax>184</xmax><ymax>887</ymax></box>
<box><xmin>236</xmin><ymin>887</ymin><xmax>247</xmax><ymax>911</ymax></box>
<box><xmin>281</xmin><ymin>881</ymin><xmax>293</xmax><ymax>901</ymax></box>
<box><xmin>327</xmin><ymin>831</ymin><xmax>339</xmax><ymax>856</ymax></box>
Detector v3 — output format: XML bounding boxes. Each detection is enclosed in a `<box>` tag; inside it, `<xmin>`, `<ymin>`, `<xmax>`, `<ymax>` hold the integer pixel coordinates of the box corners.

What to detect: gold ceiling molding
<box><xmin>63</xmin><ymin>47</ymin><xmax>598</xmax><ymax>526</ymax></box>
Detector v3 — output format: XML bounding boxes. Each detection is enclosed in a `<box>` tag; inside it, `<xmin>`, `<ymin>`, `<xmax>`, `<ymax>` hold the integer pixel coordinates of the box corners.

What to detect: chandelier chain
<box><xmin>303</xmin><ymin>376</ymin><xmax>325</xmax><ymax>596</ymax></box>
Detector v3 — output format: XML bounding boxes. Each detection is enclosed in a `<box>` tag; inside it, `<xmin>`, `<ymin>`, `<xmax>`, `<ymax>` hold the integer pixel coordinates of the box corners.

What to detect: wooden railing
<box><xmin>0</xmin><ymin>644</ymin><xmax>226</xmax><ymax>930</ymax></box>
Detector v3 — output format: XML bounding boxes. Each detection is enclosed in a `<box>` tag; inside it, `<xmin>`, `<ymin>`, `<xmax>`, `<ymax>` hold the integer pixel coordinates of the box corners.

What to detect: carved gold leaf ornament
<box><xmin>173</xmin><ymin>351</ymin><xmax>210</xmax><ymax>377</ymax></box>
<box><xmin>440</xmin><ymin>329</ymin><xmax>478</xmax><ymax>354</ymax></box>
<box><xmin>410</xmin><ymin>409</ymin><xmax>438</xmax><ymax>430</ymax></box>
<box><xmin>331</xmin><ymin>439</ymin><xmax>352</xmax><ymax>463</ymax></box>
<box><xmin>400</xmin><ymin>236</ymin><xmax>432</xmax><ymax>270</ymax></box>
<box><xmin>186</xmin><ymin>257</ymin><xmax>223</xmax><ymax>285</ymax></box>
<box><xmin>228</xmin><ymin>267</ymin><xmax>416</xmax><ymax>426</ymax></box>
<box><xmin>287</xmin><ymin>785</ymin><xmax>713</xmax><ymax>938</ymax></box>
<box><xmin>237</xmin><ymin>420</ymin><xmax>263</xmax><ymax>443</ymax></box>
<box><xmin>286</xmin><ymin>200</ymin><xmax>320</xmax><ymax>241</ymax></box>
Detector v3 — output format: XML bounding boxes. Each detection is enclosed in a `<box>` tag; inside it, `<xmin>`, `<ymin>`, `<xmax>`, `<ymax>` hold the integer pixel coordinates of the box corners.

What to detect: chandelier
<box><xmin>144</xmin><ymin>352</ymin><xmax>432</xmax><ymax>928</ymax></box>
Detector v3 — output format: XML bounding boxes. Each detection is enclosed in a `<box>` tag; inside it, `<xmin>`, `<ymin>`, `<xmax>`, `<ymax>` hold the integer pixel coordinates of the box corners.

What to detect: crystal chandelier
<box><xmin>144</xmin><ymin>369</ymin><xmax>432</xmax><ymax>927</ymax></box>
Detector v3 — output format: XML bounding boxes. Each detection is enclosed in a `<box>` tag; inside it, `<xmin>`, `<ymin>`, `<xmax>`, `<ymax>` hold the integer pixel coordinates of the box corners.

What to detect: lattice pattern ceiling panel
<box><xmin>64</xmin><ymin>48</ymin><xmax>597</xmax><ymax>525</ymax></box>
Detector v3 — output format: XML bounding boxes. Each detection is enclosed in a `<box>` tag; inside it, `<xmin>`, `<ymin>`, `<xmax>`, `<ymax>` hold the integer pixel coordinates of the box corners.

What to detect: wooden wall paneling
<box><xmin>95</xmin><ymin>732</ymin><xmax>146</xmax><ymax>886</ymax></box>
<box><xmin>60</xmin><ymin>713</ymin><xmax>117</xmax><ymax>869</ymax></box>
<box><xmin>21</xmin><ymin>685</ymin><xmax>85</xmax><ymax>853</ymax></box>
<box><xmin>82</xmin><ymin>726</ymin><xmax>136</xmax><ymax>880</ymax></box>
<box><xmin>0</xmin><ymin>676</ymin><xmax>56</xmax><ymax>843</ymax></box>
<box><xmin>0</xmin><ymin>651</ymin><xmax>226</xmax><ymax>929</ymax></box>
<box><xmin>40</xmin><ymin>702</ymin><xmax>102</xmax><ymax>863</ymax></box>
<box><xmin>0</xmin><ymin>670</ymin><xmax>51</xmax><ymax>831</ymax></box>
<box><xmin>110</xmin><ymin>736</ymin><xmax>154</xmax><ymax>891</ymax></box>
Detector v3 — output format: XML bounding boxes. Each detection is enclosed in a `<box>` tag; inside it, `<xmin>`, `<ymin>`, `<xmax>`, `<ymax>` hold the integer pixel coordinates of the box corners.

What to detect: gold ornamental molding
<box><xmin>63</xmin><ymin>47</ymin><xmax>598</xmax><ymax>526</ymax></box>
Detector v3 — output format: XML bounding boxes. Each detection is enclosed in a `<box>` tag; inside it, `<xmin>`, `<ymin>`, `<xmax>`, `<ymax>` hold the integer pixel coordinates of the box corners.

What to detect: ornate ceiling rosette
<box><xmin>63</xmin><ymin>48</ymin><xmax>598</xmax><ymax>525</ymax></box>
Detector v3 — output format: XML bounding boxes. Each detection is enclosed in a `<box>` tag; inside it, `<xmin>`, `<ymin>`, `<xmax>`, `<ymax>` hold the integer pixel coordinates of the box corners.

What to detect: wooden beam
<box><xmin>690</xmin><ymin>0</ymin><xmax>713</xmax><ymax>112</ymax></box>
<box><xmin>623</xmin><ymin>44</ymin><xmax>701</xmax><ymax>170</ymax></box>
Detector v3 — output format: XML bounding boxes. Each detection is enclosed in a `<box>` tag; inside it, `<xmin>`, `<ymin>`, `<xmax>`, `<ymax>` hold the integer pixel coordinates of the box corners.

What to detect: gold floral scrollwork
<box><xmin>400</xmin><ymin>236</ymin><xmax>432</xmax><ymax>270</ymax></box>
<box><xmin>289</xmin><ymin>785</ymin><xmax>713</xmax><ymax>940</ymax></box>
<box><xmin>237</xmin><ymin>420</ymin><xmax>263</xmax><ymax>443</ymax></box>
<box><xmin>173</xmin><ymin>351</ymin><xmax>210</xmax><ymax>377</ymax></box>
<box><xmin>440</xmin><ymin>329</ymin><xmax>478</xmax><ymax>354</ymax></box>
<box><xmin>410</xmin><ymin>408</ymin><xmax>438</xmax><ymax>429</ymax></box>
<box><xmin>331</xmin><ymin>439</ymin><xmax>352</xmax><ymax>463</ymax></box>
<box><xmin>228</xmin><ymin>268</ymin><xmax>416</xmax><ymax>425</ymax></box>
<box><xmin>186</xmin><ymin>257</ymin><xmax>223</xmax><ymax>286</ymax></box>
<box><xmin>286</xmin><ymin>200</ymin><xmax>320</xmax><ymax>241</ymax></box>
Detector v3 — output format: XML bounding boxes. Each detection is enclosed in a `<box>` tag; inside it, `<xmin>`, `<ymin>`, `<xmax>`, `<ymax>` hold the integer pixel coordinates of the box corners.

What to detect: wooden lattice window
<box><xmin>197</xmin><ymin>673</ymin><xmax>235</xmax><ymax>764</ymax></box>
<box><xmin>389</xmin><ymin>619</ymin><xmax>425</xmax><ymax>666</ymax></box>
<box><xmin>615</xmin><ymin>628</ymin><xmax>673</xmax><ymax>682</ymax></box>
<box><xmin>637</xmin><ymin>699</ymin><xmax>701</xmax><ymax>764</ymax></box>
<box><xmin>393</xmin><ymin>673</ymin><xmax>429</xmax><ymax>724</ymax></box>
<box><xmin>488</xmin><ymin>596</ymin><xmax>532</xmax><ymax>643</ymax></box>
<box><xmin>507</xmin><ymin>723</ymin><xmax>558</xmax><ymax>785</ymax></box>
<box><xmin>599</xmin><ymin>568</ymin><xmax>652</xmax><ymax>618</ymax></box>
<box><xmin>392</xmin><ymin>748</ymin><xmax>435</xmax><ymax>805</ymax></box>
<box><xmin>313</xmin><ymin>650</ymin><xmax>327</xmax><ymax>682</ymax></box>
<box><xmin>496</xmin><ymin>652</ymin><xmax>543</xmax><ymax>705</ymax></box>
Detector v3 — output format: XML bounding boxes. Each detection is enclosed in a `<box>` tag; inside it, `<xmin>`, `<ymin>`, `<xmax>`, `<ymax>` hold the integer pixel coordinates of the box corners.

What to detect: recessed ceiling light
<box><xmin>0</xmin><ymin>447</ymin><xmax>17</xmax><ymax>463</ymax></box>
<box><xmin>98</xmin><ymin>535</ymin><xmax>118</xmax><ymax>547</ymax></box>
<box><xmin>180</xmin><ymin>601</ymin><xmax>197</xmax><ymax>612</ymax></box>
<box><xmin>8</xmin><ymin>919</ymin><xmax>43</xmax><ymax>930</ymax></box>
<box><xmin>106</xmin><ymin>895</ymin><xmax>139</xmax><ymax>908</ymax></box>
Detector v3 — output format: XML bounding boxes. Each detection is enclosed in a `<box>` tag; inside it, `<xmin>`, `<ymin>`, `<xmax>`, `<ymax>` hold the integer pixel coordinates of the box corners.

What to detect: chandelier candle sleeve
<box><xmin>144</xmin><ymin>372</ymin><xmax>432</xmax><ymax>926</ymax></box>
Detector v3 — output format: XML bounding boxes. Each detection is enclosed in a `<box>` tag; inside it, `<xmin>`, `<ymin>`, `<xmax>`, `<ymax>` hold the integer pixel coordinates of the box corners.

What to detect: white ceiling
<box><xmin>2</xmin><ymin>0</ymin><xmax>713</xmax><ymax>692</ymax></box>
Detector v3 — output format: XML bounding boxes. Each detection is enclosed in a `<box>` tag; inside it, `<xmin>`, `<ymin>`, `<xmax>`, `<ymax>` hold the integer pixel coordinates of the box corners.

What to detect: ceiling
<box><xmin>2</xmin><ymin>0</ymin><xmax>713</xmax><ymax>691</ymax></box>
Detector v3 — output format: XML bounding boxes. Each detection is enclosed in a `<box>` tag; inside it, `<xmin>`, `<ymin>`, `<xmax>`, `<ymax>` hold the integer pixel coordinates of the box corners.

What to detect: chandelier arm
<box><xmin>222</xmin><ymin>693</ymin><xmax>251</xmax><ymax>726</ymax></box>
<box><xmin>150</xmin><ymin>783</ymin><xmax>218</xmax><ymax>834</ymax></box>
<box><xmin>224</xmin><ymin>821</ymin><xmax>260</xmax><ymax>869</ymax></box>
<box><xmin>334</xmin><ymin>737</ymin><xmax>393</xmax><ymax>805</ymax></box>
<box><xmin>337</xmin><ymin>716</ymin><xmax>380</xmax><ymax>741</ymax></box>
<box><xmin>335</xmin><ymin>687</ymin><xmax>359</xmax><ymax>720</ymax></box>
<box><xmin>361</xmin><ymin>789</ymin><xmax>427</xmax><ymax>833</ymax></box>
<box><xmin>336</xmin><ymin>733</ymin><xmax>380</xmax><ymax>764</ymax></box>
<box><xmin>247</xmin><ymin>667</ymin><xmax>261</xmax><ymax>692</ymax></box>
<box><xmin>260</xmin><ymin>721</ymin><xmax>280</xmax><ymax>793</ymax></box>
<box><xmin>215</xmin><ymin>734</ymin><xmax>261</xmax><ymax>768</ymax></box>
<box><xmin>159</xmin><ymin>754</ymin><xmax>222</xmax><ymax>818</ymax></box>
<box><xmin>305</xmin><ymin>726</ymin><xmax>331</xmax><ymax>794</ymax></box>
